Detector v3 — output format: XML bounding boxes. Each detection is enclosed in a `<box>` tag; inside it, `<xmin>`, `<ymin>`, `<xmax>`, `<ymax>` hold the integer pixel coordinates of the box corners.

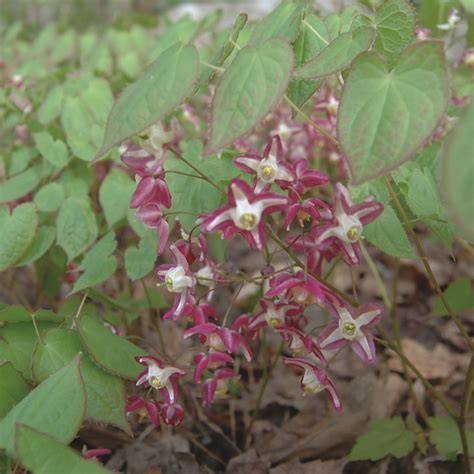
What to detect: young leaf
<box><xmin>0</xmin><ymin>203</ymin><xmax>38</xmax><ymax>272</ymax></box>
<box><xmin>97</xmin><ymin>43</ymin><xmax>199</xmax><ymax>160</ymax></box>
<box><xmin>0</xmin><ymin>362</ymin><xmax>29</xmax><ymax>419</ymax></box>
<box><xmin>407</xmin><ymin>168</ymin><xmax>452</xmax><ymax>248</ymax></box>
<box><xmin>364</xmin><ymin>204</ymin><xmax>415</xmax><ymax>258</ymax></box>
<box><xmin>124</xmin><ymin>230</ymin><xmax>158</xmax><ymax>280</ymax></box>
<box><xmin>77</xmin><ymin>313</ymin><xmax>144</xmax><ymax>379</ymax></box>
<box><xmin>32</xmin><ymin>131</ymin><xmax>69</xmax><ymax>168</ymax></box>
<box><xmin>34</xmin><ymin>183</ymin><xmax>65</xmax><ymax>213</ymax></box>
<box><xmin>338</xmin><ymin>41</ymin><xmax>449</xmax><ymax>184</ymax></box>
<box><xmin>198</xmin><ymin>13</ymin><xmax>248</xmax><ymax>88</ymax></box>
<box><xmin>0</xmin><ymin>165</ymin><xmax>49</xmax><ymax>204</ymax></box>
<box><xmin>62</xmin><ymin>78</ymin><xmax>114</xmax><ymax>162</ymax></box>
<box><xmin>208</xmin><ymin>38</ymin><xmax>293</xmax><ymax>153</ymax></box>
<box><xmin>294</xmin><ymin>24</ymin><xmax>374</xmax><ymax>80</ymax></box>
<box><xmin>249</xmin><ymin>0</ymin><xmax>305</xmax><ymax>45</ymax></box>
<box><xmin>372</xmin><ymin>0</ymin><xmax>416</xmax><ymax>67</ymax></box>
<box><xmin>16</xmin><ymin>425</ymin><xmax>108</xmax><ymax>474</ymax></box>
<box><xmin>350</xmin><ymin>417</ymin><xmax>416</xmax><ymax>461</ymax></box>
<box><xmin>440</xmin><ymin>101</ymin><xmax>474</xmax><ymax>242</ymax></box>
<box><xmin>16</xmin><ymin>226</ymin><xmax>56</xmax><ymax>266</ymax></box>
<box><xmin>0</xmin><ymin>306</ymin><xmax>62</xmax><ymax>324</ymax></box>
<box><xmin>429</xmin><ymin>416</ymin><xmax>474</xmax><ymax>460</ymax></box>
<box><xmin>56</xmin><ymin>197</ymin><xmax>98</xmax><ymax>262</ymax></box>
<box><xmin>70</xmin><ymin>232</ymin><xmax>117</xmax><ymax>294</ymax></box>
<box><xmin>287</xmin><ymin>13</ymin><xmax>328</xmax><ymax>110</ymax></box>
<box><xmin>165</xmin><ymin>140</ymin><xmax>237</xmax><ymax>231</ymax></box>
<box><xmin>0</xmin><ymin>355</ymin><xmax>86</xmax><ymax>454</ymax></box>
<box><xmin>33</xmin><ymin>328</ymin><xmax>130</xmax><ymax>433</ymax></box>
<box><xmin>0</xmin><ymin>322</ymin><xmax>55</xmax><ymax>380</ymax></box>
<box><xmin>432</xmin><ymin>278</ymin><xmax>474</xmax><ymax>317</ymax></box>
<box><xmin>99</xmin><ymin>168</ymin><xmax>135</xmax><ymax>228</ymax></box>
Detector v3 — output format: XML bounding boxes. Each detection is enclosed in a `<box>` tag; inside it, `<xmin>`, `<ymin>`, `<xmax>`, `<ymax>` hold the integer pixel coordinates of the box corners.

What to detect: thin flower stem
<box><xmin>360</xmin><ymin>244</ymin><xmax>431</xmax><ymax>424</ymax></box>
<box><xmin>74</xmin><ymin>291</ymin><xmax>89</xmax><ymax>322</ymax></box>
<box><xmin>245</xmin><ymin>342</ymin><xmax>284</xmax><ymax>445</ymax></box>
<box><xmin>384</xmin><ymin>176</ymin><xmax>474</xmax><ymax>351</ymax></box>
<box><xmin>141</xmin><ymin>279</ymin><xmax>168</xmax><ymax>359</ymax></box>
<box><xmin>266</xmin><ymin>224</ymin><xmax>357</xmax><ymax>306</ymax></box>
<box><xmin>360</xmin><ymin>241</ymin><xmax>391</xmax><ymax>308</ymax></box>
<box><xmin>459</xmin><ymin>355</ymin><xmax>474</xmax><ymax>474</ymax></box>
<box><xmin>284</xmin><ymin>94</ymin><xmax>339</xmax><ymax>147</ymax></box>
<box><xmin>375</xmin><ymin>330</ymin><xmax>457</xmax><ymax>419</ymax></box>
<box><xmin>31</xmin><ymin>314</ymin><xmax>44</xmax><ymax>345</ymax></box>
<box><xmin>169</xmin><ymin>147</ymin><xmax>226</xmax><ymax>195</ymax></box>
<box><xmin>222</xmin><ymin>283</ymin><xmax>244</xmax><ymax>327</ymax></box>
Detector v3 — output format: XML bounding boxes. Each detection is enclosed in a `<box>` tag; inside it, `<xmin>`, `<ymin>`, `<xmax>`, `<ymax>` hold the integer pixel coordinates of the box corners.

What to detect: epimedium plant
<box><xmin>0</xmin><ymin>0</ymin><xmax>473</xmax><ymax>472</ymax></box>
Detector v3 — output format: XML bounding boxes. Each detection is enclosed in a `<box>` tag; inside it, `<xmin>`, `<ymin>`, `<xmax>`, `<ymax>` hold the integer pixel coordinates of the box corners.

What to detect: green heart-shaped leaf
<box><xmin>0</xmin><ymin>203</ymin><xmax>38</xmax><ymax>272</ymax></box>
<box><xmin>208</xmin><ymin>38</ymin><xmax>293</xmax><ymax>153</ymax></box>
<box><xmin>338</xmin><ymin>41</ymin><xmax>449</xmax><ymax>184</ymax></box>
<box><xmin>97</xmin><ymin>43</ymin><xmax>199</xmax><ymax>159</ymax></box>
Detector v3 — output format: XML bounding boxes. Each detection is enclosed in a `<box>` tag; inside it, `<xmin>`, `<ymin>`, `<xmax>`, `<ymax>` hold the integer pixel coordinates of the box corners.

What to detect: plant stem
<box><xmin>284</xmin><ymin>94</ymin><xmax>339</xmax><ymax>147</ymax></box>
<box><xmin>361</xmin><ymin>243</ymin><xmax>431</xmax><ymax>424</ymax></box>
<box><xmin>376</xmin><ymin>330</ymin><xmax>457</xmax><ymax>419</ymax></box>
<box><xmin>141</xmin><ymin>279</ymin><xmax>168</xmax><ymax>358</ymax></box>
<box><xmin>169</xmin><ymin>147</ymin><xmax>226</xmax><ymax>195</ymax></box>
<box><xmin>384</xmin><ymin>176</ymin><xmax>474</xmax><ymax>352</ymax></box>
<box><xmin>245</xmin><ymin>342</ymin><xmax>283</xmax><ymax>445</ymax></box>
<box><xmin>266</xmin><ymin>224</ymin><xmax>357</xmax><ymax>306</ymax></box>
<box><xmin>459</xmin><ymin>355</ymin><xmax>474</xmax><ymax>474</ymax></box>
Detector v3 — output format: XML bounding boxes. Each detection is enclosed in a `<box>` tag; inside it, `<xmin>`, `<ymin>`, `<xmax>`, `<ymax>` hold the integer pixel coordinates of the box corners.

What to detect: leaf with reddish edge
<box><xmin>96</xmin><ymin>43</ymin><xmax>199</xmax><ymax>160</ymax></box>
<box><xmin>16</xmin><ymin>425</ymin><xmax>109</xmax><ymax>474</ymax></box>
<box><xmin>0</xmin><ymin>362</ymin><xmax>29</xmax><ymax>419</ymax></box>
<box><xmin>337</xmin><ymin>41</ymin><xmax>449</xmax><ymax>185</ymax></box>
<box><xmin>440</xmin><ymin>101</ymin><xmax>474</xmax><ymax>242</ymax></box>
<box><xmin>207</xmin><ymin>37</ymin><xmax>294</xmax><ymax>153</ymax></box>
<box><xmin>33</xmin><ymin>328</ymin><xmax>131</xmax><ymax>434</ymax></box>
<box><xmin>294</xmin><ymin>24</ymin><xmax>374</xmax><ymax>80</ymax></box>
<box><xmin>0</xmin><ymin>354</ymin><xmax>86</xmax><ymax>454</ymax></box>
<box><xmin>76</xmin><ymin>313</ymin><xmax>144</xmax><ymax>380</ymax></box>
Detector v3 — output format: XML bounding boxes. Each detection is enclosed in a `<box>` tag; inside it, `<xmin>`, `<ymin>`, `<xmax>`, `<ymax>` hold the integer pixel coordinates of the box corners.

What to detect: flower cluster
<box><xmin>124</xmin><ymin>92</ymin><xmax>385</xmax><ymax>428</ymax></box>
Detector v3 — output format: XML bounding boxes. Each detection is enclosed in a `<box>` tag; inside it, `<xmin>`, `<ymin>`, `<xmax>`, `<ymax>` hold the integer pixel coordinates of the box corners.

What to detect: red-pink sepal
<box><xmin>283</xmin><ymin>357</ymin><xmax>342</xmax><ymax>412</ymax></box>
<box><xmin>161</xmin><ymin>402</ymin><xmax>185</xmax><ymax>426</ymax></box>
<box><xmin>317</xmin><ymin>299</ymin><xmax>383</xmax><ymax>364</ymax></box>
<box><xmin>194</xmin><ymin>351</ymin><xmax>234</xmax><ymax>383</ymax></box>
<box><xmin>82</xmin><ymin>447</ymin><xmax>112</xmax><ymax>460</ymax></box>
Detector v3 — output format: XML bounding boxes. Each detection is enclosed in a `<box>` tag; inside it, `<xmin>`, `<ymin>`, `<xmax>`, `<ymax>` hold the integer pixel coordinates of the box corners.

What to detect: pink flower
<box><xmin>160</xmin><ymin>402</ymin><xmax>185</xmax><ymax>426</ymax></box>
<box><xmin>284</xmin><ymin>197</ymin><xmax>331</xmax><ymax>231</ymax></box>
<box><xmin>156</xmin><ymin>244</ymin><xmax>196</xmax><ymax>317</ymax></box>
<box><xmin>130</xmin><ymin>175</ymin><xmax>171</xmax><ymax>209</ymax></box>
<box><xmin>283</xmin><ymin>357</ymin><xmax>342</xmax><ymax>411</ymax></box>
<box><xmin>82</xmin><ymin>447</ymin><xmax>112</xmax><ymax>460</ymax></box>
<box><xmin>135</xmin><ymin>203</ymin><xmax>169</xmax><ymax>255</ymax></box>
<box><xmin>127</xmin><ymin>395</ymin><xmax>161</xmax><ymax>427</ymax></box>
<box><xmin>317</xmin><ymin>299</ymin><xmax>383</xmax><ymax>364</ymax></box>
<box><xmin>233</xmin><ymin>135</ymin><xmax>294</xmax><ymax>192</ymax></box>
<box><xmin>121</xmin><ymin>144</ymin><xmax>166</xmax><ymax>177</ymax></box>
<box><xmin>200</xmin><ymin>178</ymin><xmax>287</xmax><ymax>250</ymax></box>
<box><xmin>282</xmin><ymin>159</ymin><xmax>328</xmax><ymax>200</ymax></box>
<box><xmin>135</xmin><ymin>356</ymin><xmax>185</xmax><ymax>404</ymax></box>
<box><xmin>193</xmin><ymin>351</ymin><xmax>234</xmax><ymax>384</ymax></box>
<box><xmin>277</xmin><ymin>326</ymin><xmax>325</xmax><ymax>361</ymax></box>
<box><xmin>249</xmin><ymin>300</ymin><xmax>302</xmax><ymax>330</ymax></box>
<box><xmin>313</xmin><ymin>183</ymin><xmax>383</xmax><ymax>265</ymax></box>
<box><xmin>266</xmin><ymin>270</ymin><xmax>326</xmax><ymax>305</ymax></box>
<box><xmin>202</xmin><ymin>368</ymin><xmax>240</xmax><ymax>407</ymax></box>
<box><xmin>183</xmin><ymin>323</ymin><xmax>252</xmax><ymax>361</ymax></box>
<box><xmin>290</xmin><ymin>234</ymin><xmax>338</xmax><ymax>275</ymax></box>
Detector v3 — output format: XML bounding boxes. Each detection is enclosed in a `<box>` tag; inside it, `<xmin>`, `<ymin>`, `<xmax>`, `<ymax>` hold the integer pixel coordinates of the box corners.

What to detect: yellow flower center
<box><xmin>342</xmin><ymin>322</ymin><xmax>356</xmax><ymax>336</ymax></box>
<box><xmin>150</xmin><ymin>376</ymin><xmax>163</xmax><ymax>389</ymax></box>
<box><xmin>269</xmin><ymin>317</ymin><xmax>280</xmax><ymax>328</ymax></box>
<box><xmin>260</xmin><ymin>164</ymin><xmax>275</xmax><ymax>181</ymax></box>
<box><xmin>346</xmin><ymin>226</ymin><xmax>361</xmax><ymax>242</ymax></box>
<box><xmin>165</xmin><ymin>276</ymin><xmax>173</xmax><ymax>291</ymax></box>
<box><xmin>239</xmin><ymin>212</ymin><xmax>257</xmax><ymax>230</ymax></box>
<box><xmin>303</xmin><ymin>384</ymin><xmax>318</xmax><ymax>394</ymax></box>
